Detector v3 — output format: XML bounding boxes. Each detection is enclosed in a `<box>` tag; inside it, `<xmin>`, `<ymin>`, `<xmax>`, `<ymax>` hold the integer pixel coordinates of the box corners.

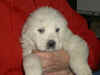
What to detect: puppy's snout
<box><xmin>47</xmin><ymin>40</ymin><xmax>56</xmax><ymax>49</ymax></box>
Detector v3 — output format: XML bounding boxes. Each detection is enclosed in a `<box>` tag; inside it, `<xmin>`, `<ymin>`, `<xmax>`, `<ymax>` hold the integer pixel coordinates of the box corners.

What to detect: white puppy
<box><xmin>21</xmin><ymin>7</ymin><xmax>92</xmax><ymax>75</ymax></box>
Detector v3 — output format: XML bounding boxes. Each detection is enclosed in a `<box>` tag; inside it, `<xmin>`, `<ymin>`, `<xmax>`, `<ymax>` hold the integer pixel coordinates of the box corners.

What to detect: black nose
<box><xmin>47</xmin><ymin>40</ymin><xmax>56</xmax><ymax>49</ymax></box>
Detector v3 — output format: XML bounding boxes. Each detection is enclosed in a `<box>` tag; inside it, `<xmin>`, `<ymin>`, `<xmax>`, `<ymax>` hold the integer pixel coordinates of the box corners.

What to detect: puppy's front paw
<box><xmin>25</xmin><ymin>70</ymin><xmax>42</xmax><ymax>75</ymax></box>
<box><xmin>78</xmin><ymin>68</ymin><xmax>92</xmax><ymax>75</ymax></box>
<box><xmin>23</xmin><ymin>54</ymin><xmax>43</xmax><ymax>75</ymax></box>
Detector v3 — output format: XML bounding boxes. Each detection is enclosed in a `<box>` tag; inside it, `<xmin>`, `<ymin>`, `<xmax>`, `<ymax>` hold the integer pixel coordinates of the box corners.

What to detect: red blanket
<box><xmin>0</xmin><ymin>0</ymin><xmax>100</xmax><ymax>75</ymax></box>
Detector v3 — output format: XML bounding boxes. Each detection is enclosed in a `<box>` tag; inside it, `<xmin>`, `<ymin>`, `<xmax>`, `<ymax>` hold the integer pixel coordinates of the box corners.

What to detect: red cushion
<box><xmin>0</xmin><ymin>0</ymin><xmax>100</xmax><ymax>75</ymax></box>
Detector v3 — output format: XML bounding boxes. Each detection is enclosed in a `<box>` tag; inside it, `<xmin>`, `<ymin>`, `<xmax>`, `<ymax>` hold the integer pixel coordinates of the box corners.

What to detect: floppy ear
<box><xmin>20</xmin><ymin>22</ymin><xmax>36</xmax><ymax>57</ymax></box>
<box><xmin>62</xmin><ymin>27</ymin><xmax>73</xmax><ymax>51</ymax></box>
<box><xmin>62</xmin><ymin>27</ymin><xmax>89</xmax><ymax>59</ymax></box>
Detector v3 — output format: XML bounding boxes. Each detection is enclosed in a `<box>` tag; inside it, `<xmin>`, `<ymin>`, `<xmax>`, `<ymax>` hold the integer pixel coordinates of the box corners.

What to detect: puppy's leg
<box><xmin>69</xmin><ymin>56</ymin><xmax>92</xmax><ymax>75</ymax></box>
<box><xmin>63</xmin><ymin>35</ymin><xmax>92</xmax><ymax>75</ymax></box>
<box><xmin>23</xmin><ymin>54</ymin><xmax>42</xmax><ymax>75</ymax></box>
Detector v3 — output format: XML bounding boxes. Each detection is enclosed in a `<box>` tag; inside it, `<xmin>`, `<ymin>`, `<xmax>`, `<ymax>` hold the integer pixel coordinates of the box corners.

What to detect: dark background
<box><xmin>67</xmin><ymin>0</ymin><xmax>100</xmax><ymax>39</ymax></box>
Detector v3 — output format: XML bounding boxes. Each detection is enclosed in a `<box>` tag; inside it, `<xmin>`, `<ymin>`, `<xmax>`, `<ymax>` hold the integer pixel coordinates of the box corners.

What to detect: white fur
<box><xmin>21</xmin><ymin>7</ymin><xmax>92</xmax><ymax>75</ymax></box>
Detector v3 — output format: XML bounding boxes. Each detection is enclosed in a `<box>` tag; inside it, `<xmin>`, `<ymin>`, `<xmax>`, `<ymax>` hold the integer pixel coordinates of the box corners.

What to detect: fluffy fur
<box><xmin>21</xmin><ymin>7</ymin><xmax>92</xmax><ymax>75</ymax></box>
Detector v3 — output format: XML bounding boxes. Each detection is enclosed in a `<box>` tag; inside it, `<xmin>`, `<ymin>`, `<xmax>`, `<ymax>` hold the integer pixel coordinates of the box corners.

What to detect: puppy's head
<box><xmin>25</xmin><ymin>7</ymin><xmax>69</xmax><ymax>51</ymax></box>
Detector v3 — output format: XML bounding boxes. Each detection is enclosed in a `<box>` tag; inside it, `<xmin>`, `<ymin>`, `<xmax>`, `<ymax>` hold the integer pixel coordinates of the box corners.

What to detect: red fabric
<box><xmin>0</xmin><ymin>0</ymin><xmax>100</xmax><ymax>75</ymax></box>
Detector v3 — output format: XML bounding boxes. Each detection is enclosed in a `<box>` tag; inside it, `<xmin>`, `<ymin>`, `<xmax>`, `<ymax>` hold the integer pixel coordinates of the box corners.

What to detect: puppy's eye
<box><xmin>56</xmin><ymin>28</ymin><xmax>60</xmax><ymax>32</ymax></box>
<box><xmin>38</xmin><ymin>29</ymin><xmax>45</xmax><ymax>33</ymax></box>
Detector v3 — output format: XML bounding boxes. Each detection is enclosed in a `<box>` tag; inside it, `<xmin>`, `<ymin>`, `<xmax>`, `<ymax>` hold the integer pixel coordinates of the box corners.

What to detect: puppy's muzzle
<box><xmin>47</xmin><ymin>40</ymin><xmax>56</xmax><ymax>49</ymax></box>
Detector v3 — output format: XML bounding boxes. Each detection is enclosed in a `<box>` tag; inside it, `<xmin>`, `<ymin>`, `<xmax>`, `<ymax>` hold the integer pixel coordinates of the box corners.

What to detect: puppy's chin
<box><xmin>35</xmin><ymin>44</ymin><xmax>62</xmax><ymax>52</ymax></box>
<box><xmin>36</xmin><ymin>47</ymin><xmax>48</xmax><ymax>52</ymax></box>
<box><xmin>34</xmin><ymin>48</ymin><xmax>61</xmax><ymax>52</ymax></box>
<box><xmin>40</xmin><ymin>48</ymin><xmax>62</xmax><ymax>52</ymax></box>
